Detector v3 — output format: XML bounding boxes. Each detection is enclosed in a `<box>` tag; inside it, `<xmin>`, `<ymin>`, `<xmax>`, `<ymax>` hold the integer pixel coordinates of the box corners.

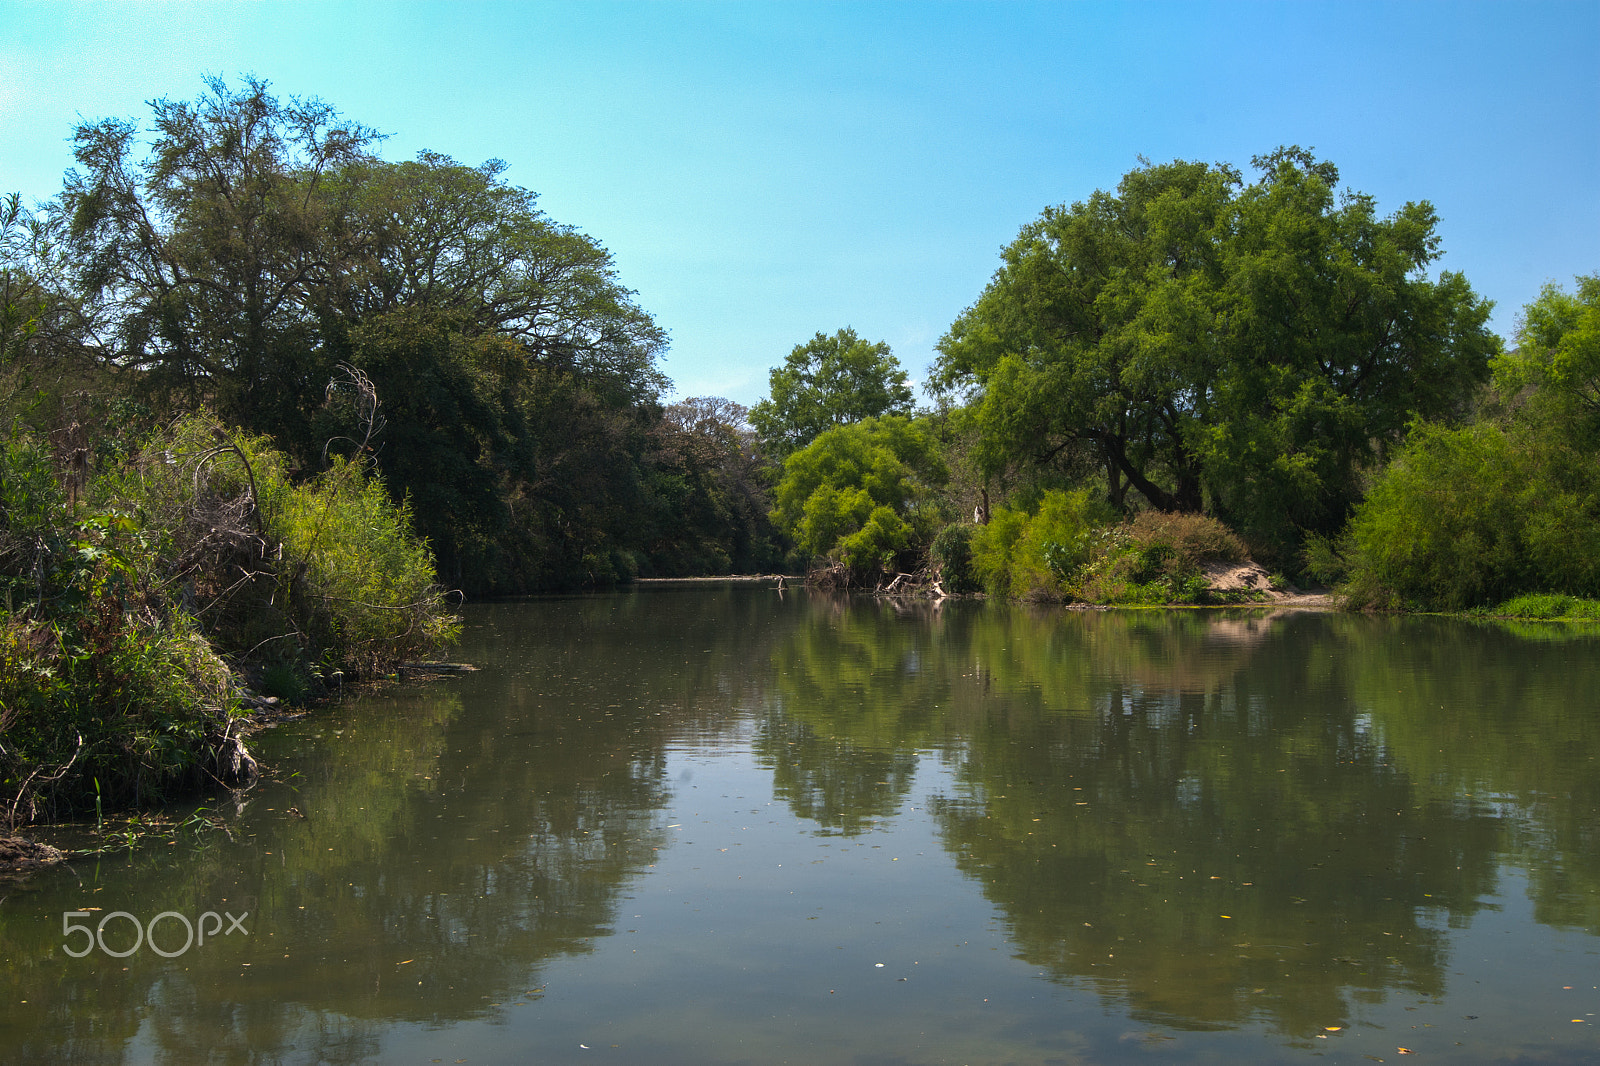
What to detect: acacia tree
<box><xmin>932</xmin><ymin>149</ymin><xmax>1498</xmax><ymax>557</ymax></box>
<box><xmin>750</xmin><ymin>327</ymin><xmax>915</xmax><ymax>460</ymax></box>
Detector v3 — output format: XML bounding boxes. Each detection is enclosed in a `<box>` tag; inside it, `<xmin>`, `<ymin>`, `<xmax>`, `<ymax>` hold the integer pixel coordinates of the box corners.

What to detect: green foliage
<box><xmin>0</xmin><ymin>410</ymin><xmax>459</xmax><ymax>821</ymax></box>
<box><xmin>770</xmin><ymin>416</ymin><xmax>944</xmax><ymax>576</ymax></box>
<box><xmin>1124</xmin><ymin>510</ymin><xmax>1246</xmax><ymax>569</ymax></box>
<box><xmin>30</xmin><ymin>77</ymin><xmax>688</xmax><ymax>595</ymax></box>
<box><xmin>268</xmin><ymin>457</ymin><xmax>457</xmax><ymax>674</ymax></box>
<box><xmin>969</xmin><ymin>497</ymin><xmax>1253</xmax><ymax>605</ymax></box>
<box><xmin>1338</xmin><ymin>279</ymin><xmax>1600</xmax><ymax>612</ymax></box>
<box><xmin>136</xmin><ymin>415</ymin><xmax>459</xmax><ymax>675</ymax></box>
<box><xmin>751</xmin><ymin>328</ymin><xmax>915</xmax><ymax>461</ymax></box>
<box><xmin>1488</xmin><ymin>593</ymin><xmax>1600</xmax><ymax>622</ymax></box>
<box><xmin>1301</xmin><ymin>531</ymin><xmax>1350</xmax><ymax>586</ymax></box>
<box><xmin>641</xmin><ymin>397</ymin><xmax>785</xmax><ymax>577</ymax></box>
<box><xmin>970</xmin><ymin>489</ymin><xmax>1112</xmax><ymax>601</ymax></box>
<box><xmin>929</xmin><ymin>523</ymin><xmax>980</xmax><ymax>594</ymax></box>
<box><xmin>1495</xmin><ymin>273</ymin><xmax>1600</xmax><ymax>448</ymax></box>
<box><xmin>1342</xmin><ymin>421</ymin><xmax>1600</xmax><ymax>610</ymax></box>
<box><xmin>932</xmin><ymin>149</ymin><xmax>1497</xmax><ymax>562</ymax></box>
<box><xmin>0</xmin><ymin>437</ymin><xmax>246</xmax><ymax>821</ymax></box>
<box><xmin>969</xmin><ymin>508</ymin><xmax>1028</xmax><ymax>596</ymax></box>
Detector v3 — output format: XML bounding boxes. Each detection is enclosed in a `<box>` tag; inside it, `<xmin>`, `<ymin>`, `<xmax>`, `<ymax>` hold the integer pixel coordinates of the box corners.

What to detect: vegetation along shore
<box><xmin>2</xmin><ymin>77</ymin><xmax>1596</xmax><ymax>848</ymax></box>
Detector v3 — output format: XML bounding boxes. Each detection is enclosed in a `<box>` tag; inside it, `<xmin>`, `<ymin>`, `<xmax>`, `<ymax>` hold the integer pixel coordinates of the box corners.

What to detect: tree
<box><xmin>328</xmin><ymin>152</ymin><xmax>668</xmax><ymax>408</ymax></box>
<box><xmin>932</xmin><ymin>149</ymin><xmax>1498</xmax><ymax>560</ymax></box>
<box><xmin>1340</xmin><ymin>275</ymin><xmax>1600</xmax><ymax>609</ymax></box>
<box><xmin>750</xmin><ymin>328</ymin><xmax>915</xmax><ymax>460</ymax></box>
<box><xmin>647</xmin><ymin>397</ymin><xmax>782</xmax><ymax>573</ymax></box>
<box><xmin>43</xmin><ymin>77</ymin><xmax>688</xmax><ymax>593</ymax></box>
<box><xmin>769</xmin><ymin>415</ymin><xmax>945</xmax><ymax>573</ymax></box>
<box><xmin>1495</xmin><ymin>273</ymin><xmax>1600</xmax><ymax>448</ymax></box>
<box><xmin>61</xmin><ymin>75</ymin><xmax>380</xmax><ymax>447</ymax></box>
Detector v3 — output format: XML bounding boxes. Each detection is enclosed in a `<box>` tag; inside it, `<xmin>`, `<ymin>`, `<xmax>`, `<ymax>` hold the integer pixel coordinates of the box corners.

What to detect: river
<box><xmin>2</xmin><ymin>586</ymin><xmax>1597</xmax><ymax>1063</ymax></box>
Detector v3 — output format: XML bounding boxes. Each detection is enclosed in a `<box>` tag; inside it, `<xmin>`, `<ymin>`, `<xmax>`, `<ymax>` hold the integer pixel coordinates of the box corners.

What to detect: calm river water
<box><xmin>2</xmin><ymin>587</ymin><xmax>1598</xmax><ymax>1064</ymax></box>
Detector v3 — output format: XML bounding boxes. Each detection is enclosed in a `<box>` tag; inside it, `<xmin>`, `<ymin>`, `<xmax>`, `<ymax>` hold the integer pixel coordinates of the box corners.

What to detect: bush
<box><xmin>1125</xmin><ymin>511</ymin><xmax>1246</xmax><ymax>568</ymax></box>
<box><xmin>266</xmin><ymin>455</ymin><xmax>459</xmax><ymax>676</ymax></box>
<box><xmin>103</xmin><ymin>415</ymin><xmax>459</xmax><ymax>679</ymax></box>
<box><xmin>929</xmin><ymin>523</ymin><xmax>979</xmax><ymax>594</ymax></box>
<box><xmin>0</xmin><ymin>413</ymin><xmax>459</xmax><ymax>823</ymax></box>
<box><xmin>1490</xmin><ymin>593</ymin><xmax>1600</xmax><ymax>621</ymax></box>
<box><xmin>769</xmin><ymin>416</ymin><xmax>945</xmax><ymax>579</ymax></box>
<box><xmin>1</xmin><ymin>437</ymin><xmax>252</xmax><ymax>821</ymax></box>
<box><xmin>1342</xmin><ymin>421</ymin><xmax>1600</xmax><ymax>610</ymax></box>
<box><xmin>838</xmin><ymin>505</ymin><xmax>913</xmax><ymax>572</ymax></box>
<box><xmin>971</xmin><ymin>489</ymin><xmax>1112</xmax><ymax>600</ymax></box>
<box><xmin>1071</xmin><ymin>511</ymin><xmax>1249</xmax><ymax>605</ymax></box>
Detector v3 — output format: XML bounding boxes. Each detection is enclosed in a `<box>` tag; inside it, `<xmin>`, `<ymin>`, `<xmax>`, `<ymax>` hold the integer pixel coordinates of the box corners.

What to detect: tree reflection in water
<box><xmin>2</xmin><ymin>592</ymin><xmax>1596</xmax><ymax>1061</ymax></box>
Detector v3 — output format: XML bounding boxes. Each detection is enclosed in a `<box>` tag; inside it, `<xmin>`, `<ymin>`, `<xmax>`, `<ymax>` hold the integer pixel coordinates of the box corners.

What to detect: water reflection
<box><xmin>1</xmin><ymin>592</ymin><xmax>1596</xmax><ymax>1062</ymax></box>
<box><xmin>766</xmin><ymin>602</ymin><xmax>1600</xmax><ymax>1037</ymax></box>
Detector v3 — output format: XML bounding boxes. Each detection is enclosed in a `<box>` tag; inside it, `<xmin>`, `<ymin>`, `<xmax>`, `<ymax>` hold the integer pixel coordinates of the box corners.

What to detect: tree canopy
<box><xmin>750</xmin><ymin>327</ymin><xmax>915</xmax><ymax>460</ymax></box>
<box><xmin>769</xmin><ymin>415</ymin><xmax>945</xmax><ymax>573</ymax></box>
<box><xmin>932</xmin><ymin>149</ymin><xmax>1498</xmax><ymax>558</ymax></box>
<box><xmin>0</xmin><ymin>75</ymin><xmax>777</xmax><ymax>594</ymax></box>
<box><xmin>1340</xmin><ymin>275</ymin><xmax>1600</xmax><ymax>609</ymax></box>
<box><xmin>1495</xmin><ymin>272</ymin><xmax>1600</xmax><ymax>448</ymax></box>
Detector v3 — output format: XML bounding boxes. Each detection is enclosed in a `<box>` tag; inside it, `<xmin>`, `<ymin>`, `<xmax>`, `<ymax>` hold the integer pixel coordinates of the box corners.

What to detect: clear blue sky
<box><xmin>3</xmin><ymin>0</ymin><xmax>1596</xmax><ymax>406</ymax></box>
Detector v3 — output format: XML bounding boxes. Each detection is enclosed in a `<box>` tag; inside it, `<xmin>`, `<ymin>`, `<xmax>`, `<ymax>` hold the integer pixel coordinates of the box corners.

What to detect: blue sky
<box><xmin>3</xmin><ymin>0</ymin><xmax>1596</xmax><ymax>406</ymax></box>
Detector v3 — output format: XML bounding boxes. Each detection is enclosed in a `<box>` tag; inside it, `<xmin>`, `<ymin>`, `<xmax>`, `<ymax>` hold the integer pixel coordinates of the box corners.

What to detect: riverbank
<box><xmin>0</xmin><ymin>418</ymin><xmax>458</xmax><ymax>843</ymax></box>
<box><xmin>634</xmin><ymin>574</ymin><xmax>801</xmax><ymax>585</ymax></box>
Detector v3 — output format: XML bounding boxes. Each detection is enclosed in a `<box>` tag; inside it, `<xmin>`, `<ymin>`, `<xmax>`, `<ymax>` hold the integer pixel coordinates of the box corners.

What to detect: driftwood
<box><xmin>397</xmin><ymin>662</ymin><xmax>477</xmax><ymax>682</ymax></box>
<box><xmin>804</xmin><ymin>564</ymin><xmax>945</xmax><ymax>598</ymax></box>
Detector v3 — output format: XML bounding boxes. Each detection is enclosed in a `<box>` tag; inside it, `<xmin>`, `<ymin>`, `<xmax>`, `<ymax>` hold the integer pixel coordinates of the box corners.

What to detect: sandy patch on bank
<box><xmin>1202</xmin><ymin>561</ymin><xmax>1333</xmax><ymax>608</ymax></box>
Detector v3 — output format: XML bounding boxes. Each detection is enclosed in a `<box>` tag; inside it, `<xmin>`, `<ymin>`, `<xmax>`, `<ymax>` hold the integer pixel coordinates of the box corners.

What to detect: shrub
<box><xmin>838</xmin><ymin>505</ymin><xmax>913</xmax><ymax>571</ymax></box>
<box><xmin>1490</xmin><ymin>593</ymin><xmax>1600</xmax><ymax>621</ymax></box>
<box><xmin>1071</xmin><ymin>511</ymin><xmax>1250</xmax><ymax>605</ymax></box>
<box><xmin>267</xmin><ymin>456</ymin><xmax>459</xmax><ymax>675</ymax></box>
<box><xmin>1</xmin><ymin>413</ymin><xmax>458</xmax><ymax>822</ymax></box>
<box><xmin>0</xmin><ymin>444</ymin><xmax>251</xmax><ymax>821</ymax></box>
<box><xmin>1125</xmin><ymin>511</ymin><xmax>1246</xmax><ymax>568</ymax></box>
<box><xmin>969</xmin><ymin>507</ymin><xmax>1029</xmax><ymax>597</ymax></box>
<box><xmin>929</xmin><ymin>523</ymin><xmax>979</xmax><ymax>594</ymax></box>
<box><xmin>103</xmin><ymin>415</ymin><xmax>459</xmax><ymax>679</ymax></box>
<box><xmin>1342</xmin><ymin>421</ymin><xmax>1600</xmax><ymax>610</ymax></box>
<box><xmin>770</xmin><ymin>416</ymin><xmax>945</xmax><ymax>579</ymax></box>
<box><xmin>970</xmin><ymin>489</ymin><xmax>1112</xmax><ymax>600</ymax></box>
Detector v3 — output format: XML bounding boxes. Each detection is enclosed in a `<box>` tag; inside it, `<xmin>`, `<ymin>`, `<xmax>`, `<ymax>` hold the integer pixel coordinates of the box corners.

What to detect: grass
<box><xmin>1481</xmin><ymin>593</ymin><xmax>1600</xmax><ymax>621</ymax></box>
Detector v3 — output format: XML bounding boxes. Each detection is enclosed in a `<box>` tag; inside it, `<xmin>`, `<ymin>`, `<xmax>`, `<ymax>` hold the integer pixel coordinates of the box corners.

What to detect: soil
<box><xmin>1201</xmin><ymin>560</ymin><xmax>1333</xmax><ymax>607</ymax></box>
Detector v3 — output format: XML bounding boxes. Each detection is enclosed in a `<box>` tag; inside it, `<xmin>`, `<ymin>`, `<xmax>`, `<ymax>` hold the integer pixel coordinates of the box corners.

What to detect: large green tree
<box><xmin>932</xmin><ymin>149</ymin><xmax>1498</xmax><ymax>558</ymax></box>
<box><xmin>750</xmin><ymin>327</ymin><xmax>915</xmax><ymax>460</ymax></box>
<box><xmin>1494</xmin><ymin>272</ymin><xmax>1600</xmax><ymax>448</ymax></box>
<box><xmin>60</xmin><ymin>75</ymin><xmax>379</xmax><ymax>446</ymax></box>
